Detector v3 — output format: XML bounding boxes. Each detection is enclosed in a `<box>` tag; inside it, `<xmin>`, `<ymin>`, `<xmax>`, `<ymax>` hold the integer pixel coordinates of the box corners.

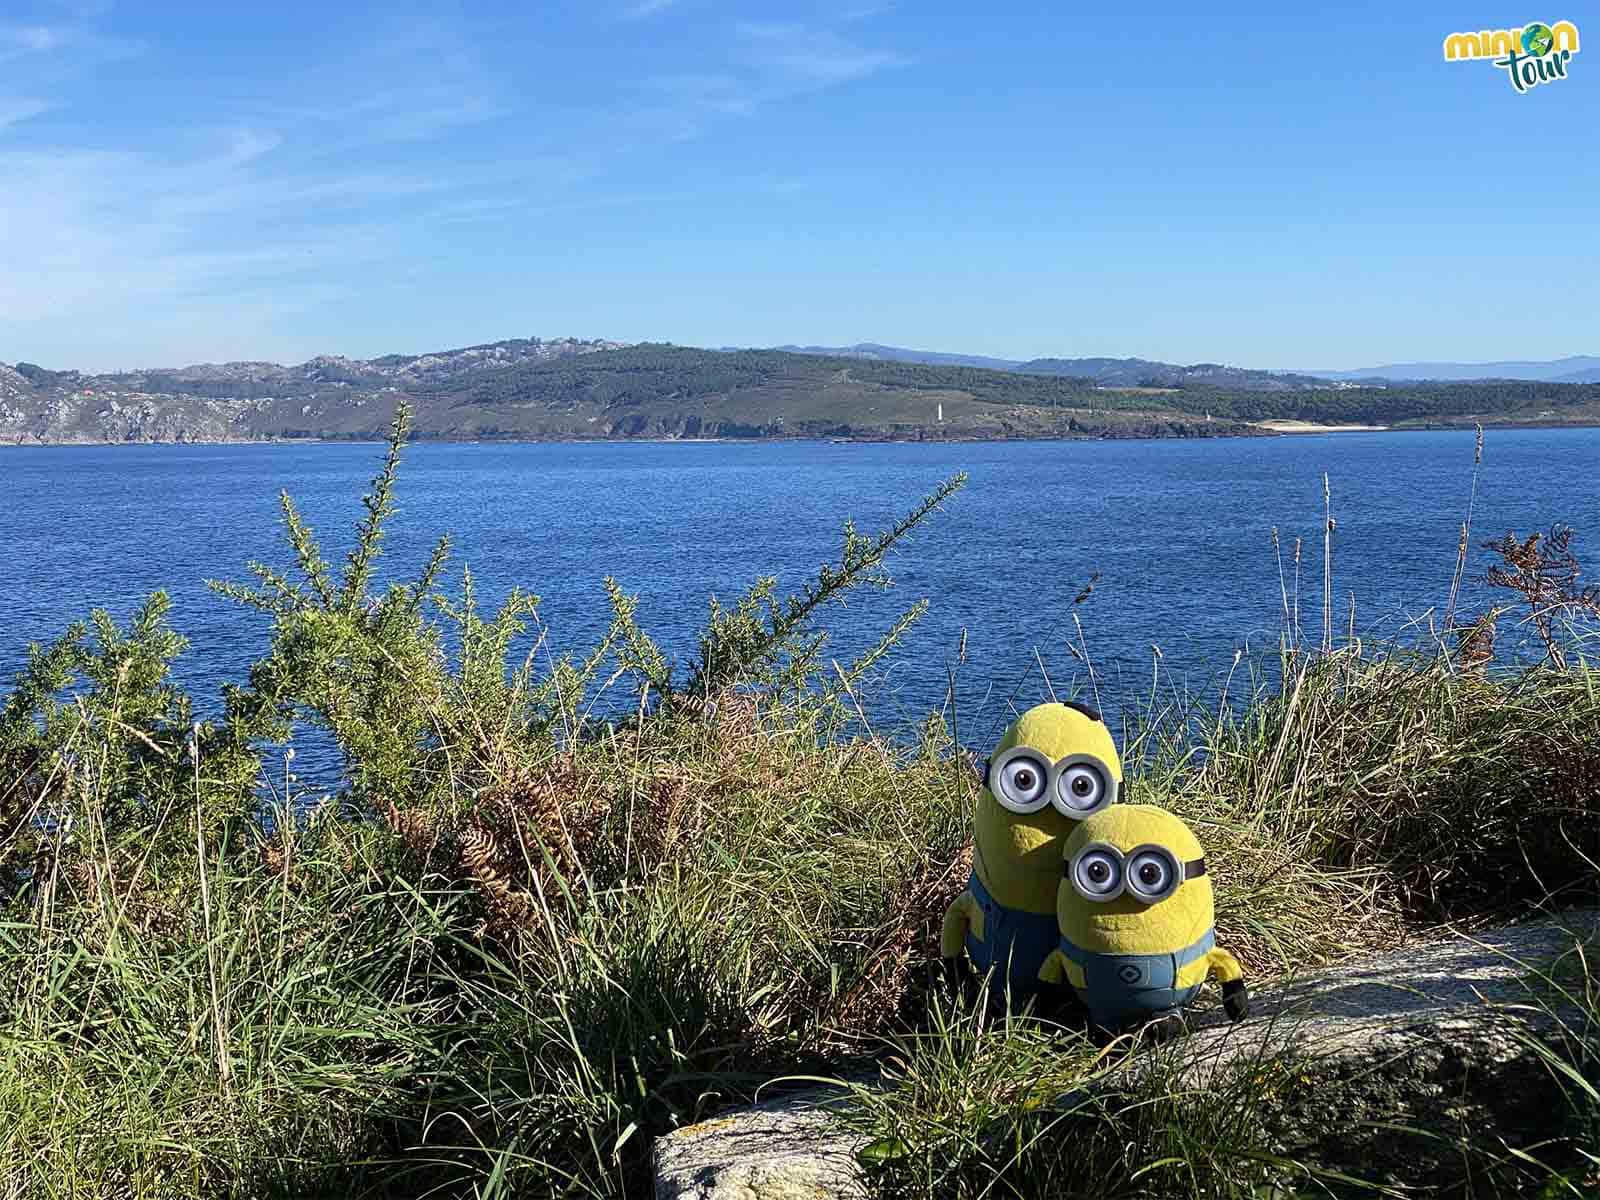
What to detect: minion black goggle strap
<box><xmin>976</xmin><ymin>747</ymin><xmax>1118</xmax><ymax>819</ymax></box>
<box><xmin>1066</xmin><ymin>841</ymin><xmax>1206</xmax><ymax>905</ymax></box>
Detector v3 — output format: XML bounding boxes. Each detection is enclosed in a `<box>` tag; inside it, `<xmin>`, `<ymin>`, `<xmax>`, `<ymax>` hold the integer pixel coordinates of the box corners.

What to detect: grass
<box><xmin>2</xmin><ymin>408</ymin><xmax>1597</xmax><ymax>1198</ymax></box>
<box><xmin>1509</xmin><ymin>939</ymin><xmax>1600</xmax><ymax>1196</ymax></box>
<box><xmin>844</xmin><ymin>1006</ymin><xmax>1368</xmax><ymax>1200</ymax></box>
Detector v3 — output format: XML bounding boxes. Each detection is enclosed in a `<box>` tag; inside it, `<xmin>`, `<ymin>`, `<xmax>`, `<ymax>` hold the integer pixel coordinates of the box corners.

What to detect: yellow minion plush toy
<box><xmin>1039</xmin><ymin>805</ymin><xmax>1249</xmax><ymax>1033</ymax></box>
<box><xmin>941</xmin><ymin>701</ymin><xmax>1122</xmax><ymax>1005</ymax></box>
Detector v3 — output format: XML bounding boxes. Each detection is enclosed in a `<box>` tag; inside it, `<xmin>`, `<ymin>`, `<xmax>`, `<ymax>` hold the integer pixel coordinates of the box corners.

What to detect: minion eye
<box><xmin>1055</xmin><ymin>762</ymin><xmax>1109</xmax><ymax>816</ymax></box>
<box><xmin>1126</xmin><ymin>848</ymin><xmax>1179</xmax><ymax>902</ymax></box>
<box><xmin>1071</xmin><ymin>847</ymin><xmax>1123</xmax><ymax>901</ymax></box>
<box><xmin>994</xmin><ymin>752</ymin><xmax>1050</xmax><ymax>812</ymax></box>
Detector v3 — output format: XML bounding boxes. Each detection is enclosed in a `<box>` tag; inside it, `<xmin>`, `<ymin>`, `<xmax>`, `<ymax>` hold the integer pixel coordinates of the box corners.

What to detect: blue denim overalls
<box><xmin>1055</xmin><ymin>927</ymin><xmax>1215</xmax><ymax>1028</ymax></box>
<box><xmin>964</xmin><ymin>872</ymin><xmax>1062</xmax><ymax>1001</ymax></box>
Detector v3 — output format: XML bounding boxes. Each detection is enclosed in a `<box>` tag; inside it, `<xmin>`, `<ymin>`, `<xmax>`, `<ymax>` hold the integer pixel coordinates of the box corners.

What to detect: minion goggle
<box><xmin>975</xmin><ymin>746</ymin><xmax>1119</xmax><ymax>819</ymax></box>
<box><xmin>1066</xmin><ymin>842</ymin><xmax>1207</xmax><ymax>905</ymax></box>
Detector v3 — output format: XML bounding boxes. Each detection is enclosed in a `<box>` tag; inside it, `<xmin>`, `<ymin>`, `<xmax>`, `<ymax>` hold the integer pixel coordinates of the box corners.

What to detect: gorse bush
<box><xmin>208</xmin><ymin>422</ymin><xmax>539</xmax><ymax>804</ymax></box>
<box><xmin>2</xmin><ymin>410</ymin><xmax>1597</xmax><ymax>1199</ymax></box>
<box><xmin>0</xmin><ymin>591</ymin><xmax>269</xmax><ymax>896</ymax></box>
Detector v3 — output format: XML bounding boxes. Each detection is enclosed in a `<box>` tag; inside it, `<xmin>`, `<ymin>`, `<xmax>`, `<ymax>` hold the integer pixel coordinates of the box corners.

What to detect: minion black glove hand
<box><xmin>1222</xmin><ymin>979</ymin><xmax>1249</xmax><ymax>1022</ymax></box>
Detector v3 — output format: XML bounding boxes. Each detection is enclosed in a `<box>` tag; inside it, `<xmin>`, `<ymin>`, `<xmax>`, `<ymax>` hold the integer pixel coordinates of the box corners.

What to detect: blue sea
<box><xmin>4</xmin><ymin>429</ymin><xmax>1598</xmax><ymax>787</ymax></box>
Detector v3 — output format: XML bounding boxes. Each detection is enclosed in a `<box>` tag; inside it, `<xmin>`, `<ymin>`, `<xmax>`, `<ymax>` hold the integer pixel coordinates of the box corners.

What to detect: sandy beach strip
<box><xmin>1256</xmin><ymin>420</ymin><xmax>1390</xmax><ymax>433</ymax></box>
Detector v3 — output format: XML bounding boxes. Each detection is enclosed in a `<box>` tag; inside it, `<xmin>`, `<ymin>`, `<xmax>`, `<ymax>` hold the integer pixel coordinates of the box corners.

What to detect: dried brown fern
<box><xmin>1482</xmin><ymin>523</ymin><xmax>1600</xmax><ymax>668</ymax></box>
<box><xmin>258</xmin><ymin>837</ymin><xmax>290</xmax><ymax>879</ymax></box>
<box><xmin>376</xmin><ymin>795</ymin><xmax>441</xmax><ymax>861</ymax></box>
<box><xmin>455</xmin><ymin>758</ymin><xmax>608</xmax><ymax>940</ymax></box>
<box><xmin>623</xmin><ymin>772</ymin><xmax>711</xmax><ymax>869</ymax></box>
<box><xmin>478</xmin><ymin>760</ymin><xmax>595</xmax><ymax>879</ymax></box>
<box><xmin>458</xmin><ymin>820</ymin><xmax>537</xmax><ymax>937</ymax></box>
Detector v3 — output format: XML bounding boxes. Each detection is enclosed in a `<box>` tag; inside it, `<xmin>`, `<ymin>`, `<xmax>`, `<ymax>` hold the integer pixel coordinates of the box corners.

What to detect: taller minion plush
<box><xmin>941</xmin><ymin>701</ymin><xmax>1122</xmax><ymax>1006</ymax></box>
<box><xmin>1039</xmin><ymin>805</ymin><xmax>1249</xmax><ymax>1035</ymax></box>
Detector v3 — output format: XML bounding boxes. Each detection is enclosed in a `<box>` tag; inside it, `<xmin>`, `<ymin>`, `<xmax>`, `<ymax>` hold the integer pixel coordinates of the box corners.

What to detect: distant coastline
<box><xmin>10</xmin><ymin>419</ymin><xmax>1600</xmax><ymax>449</ymax></box>
<box><xmin>9</xmin><ymin>342</ymin><xmax>1600</xmax><ymax>449</ymax></box>
<box><xmin>1</xmin><ymin>428</ymin><xmax>1272</xmax><ymax>449</ymax></box>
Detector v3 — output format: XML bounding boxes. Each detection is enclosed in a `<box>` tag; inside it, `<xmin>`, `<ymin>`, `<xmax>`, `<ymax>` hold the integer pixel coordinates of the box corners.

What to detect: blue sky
<box><xmin>1</xmin><ymin>1</ymin><xmax>1595</xmax><ymax>371</ymax></box>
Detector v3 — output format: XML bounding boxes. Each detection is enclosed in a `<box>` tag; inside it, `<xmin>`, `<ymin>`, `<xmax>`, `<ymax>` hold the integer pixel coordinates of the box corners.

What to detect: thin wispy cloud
<box><xmin>1</xmin><ymin>23</ymin><xmax>64</xmax><ymax>54</ymax></box>
<box><xmin>0</xmin><ymin>98</ymin><xmax>51</xmax><ymax>133</ymax></box>
<box><xmin>0</xmin><ymin>17</ymin><xmax>142</xmax><ymax>66</ymax></box>
<box><xmin>734</xmin><ymin>21</ymin><xmax>909</xmax><ymax>86</ymax></box>
<box><xmin>262</xmin><ymin>22</ymin><xmax>506</xmax><ymax>145</ymax></box>
<box><xmin>612</xmin><ymin>19</ymin><xmax>906</xmax><ymax>144</ymax></box>
<box><xmin>0</xmin><ymin>129</ymin><xmax>575</xmax><ymax>327</ymax></box>
<box><xmin>431</xmin><ymin>190</ymin><xmax>646</xmax><ymax>225</ymax></box>
<box><xmin>0</xmin><ymin>143</ymin><xmax>351</xmax><ymax>325</ymax></box>
<box><xmin>621</xmin><ymin>0</ymin><xmax>678</xmax><ymax>19</ymax></box>
<box><xmin>218</xmin><ymin>127</ymin><xmax>282</xmax><ymax>168</ymax></box>
<box><xmin>838</xmin><ymin>3</ymin><xmax>896</xmax><ymax>21</ymax></box>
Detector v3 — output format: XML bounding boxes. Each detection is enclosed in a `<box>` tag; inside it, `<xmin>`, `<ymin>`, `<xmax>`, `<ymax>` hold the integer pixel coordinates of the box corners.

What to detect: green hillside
<box><xmin>416</xmin><ymin>344</ymin><xmax>1600</xmax><ymax>426</ymax></box>
<box><xmin>6</xmin><ymin>341</ymin><xmax>1600</xmax><ymax>444</ymax></box>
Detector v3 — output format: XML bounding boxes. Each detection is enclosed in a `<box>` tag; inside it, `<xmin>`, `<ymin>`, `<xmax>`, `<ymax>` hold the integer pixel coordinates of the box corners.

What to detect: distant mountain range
<box><xmin>772</xmin><ymin>343</ymin><xmax>1025</xmax><ymax>372</ymax></box>
<box><xmin>5</xmin><ymin>336</ymin><xmax>1600</xmax><ymax>445</ymax></box>
<box><xmin>774</xmin><ymin>343</ymin><xmax>1332</xmax><ymax>391</ymax></box>
<box><xmin>1295</xmin><ymin>356</ymin><xmax>1600</xmax><ymax>384</ymax></box>
<box><xmin>775</xmin><ymin>343</ymin><xmax>1600</xmax><ymax>387</ymax></box>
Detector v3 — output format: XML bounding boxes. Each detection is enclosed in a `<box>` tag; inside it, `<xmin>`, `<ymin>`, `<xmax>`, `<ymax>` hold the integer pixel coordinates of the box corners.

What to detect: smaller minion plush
<box><xmin>942</xmin><ymin>701</ymin><xmax>1122</xmax><ymax>1007</ymax></box>
<box><xmin>1039</xmin><ymin>805</ymin><xmax>1248</xmax><ymax>1034</ymax></box>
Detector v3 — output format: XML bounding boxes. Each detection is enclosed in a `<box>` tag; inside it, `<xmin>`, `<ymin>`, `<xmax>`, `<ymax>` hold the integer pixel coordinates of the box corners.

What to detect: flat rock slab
<box><xmin>653</xmin><ymin>911</ymin><xmax>1598</xmax><ymax>1200</ymax></box>
<box><xmin>654</xmin><ymin>1094</ymin><xmax>870</xmax><ymax>1200</ymax></box>
<box><xmin>1166</xmin><ymin>908</ymin><xmax>1598</xmax><ymax>1081</ymax></box>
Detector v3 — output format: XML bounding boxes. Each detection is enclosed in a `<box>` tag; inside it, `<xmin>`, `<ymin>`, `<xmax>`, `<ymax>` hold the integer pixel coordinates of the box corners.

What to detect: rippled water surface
<box><xmin>5</xmin><ymin>429</ymin><xmax>1597</xmax><ymax>784</ymax></box>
